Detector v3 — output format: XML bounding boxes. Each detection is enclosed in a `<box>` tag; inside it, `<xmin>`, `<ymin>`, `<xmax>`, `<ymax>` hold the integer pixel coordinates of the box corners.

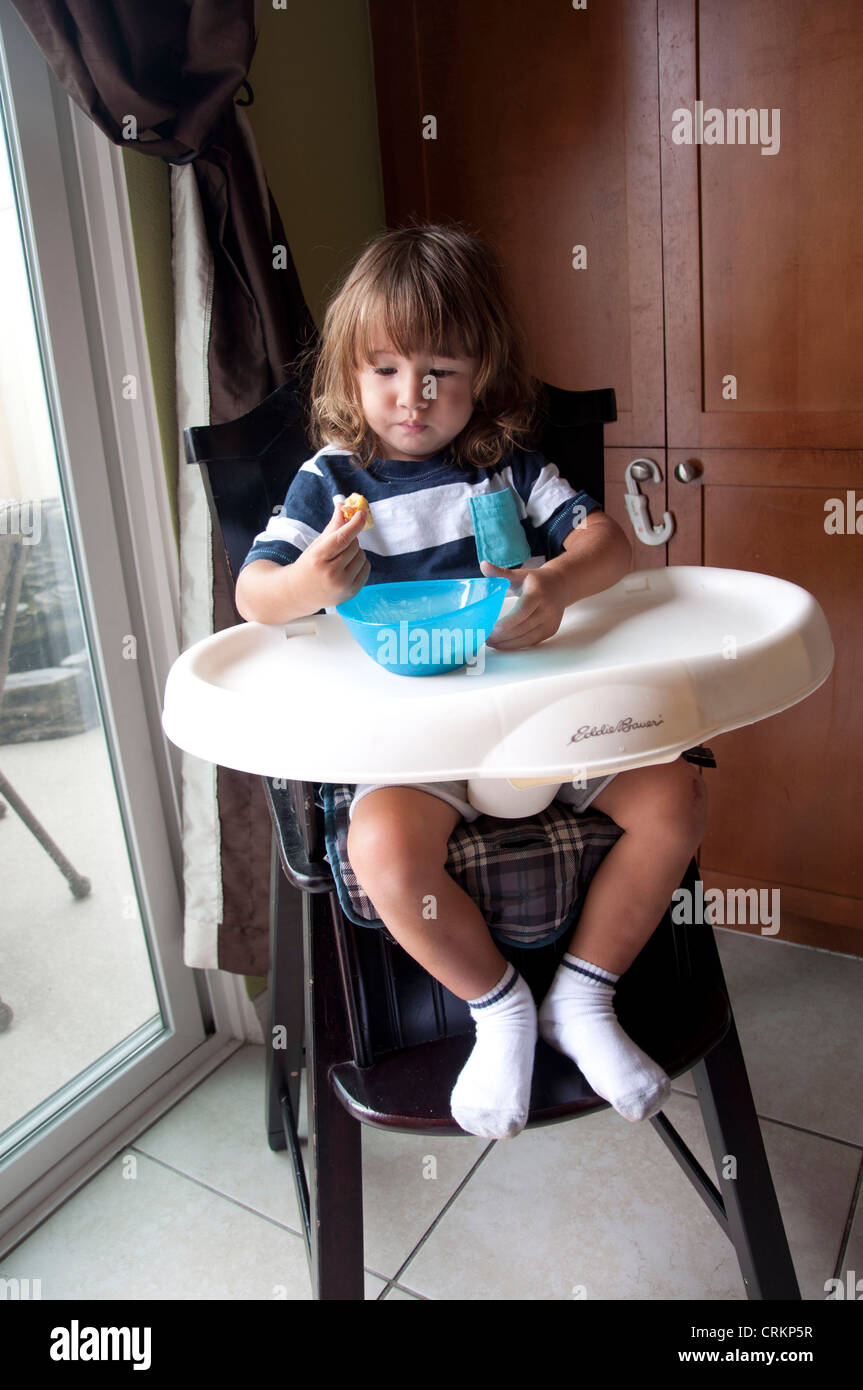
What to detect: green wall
<box><xmin>122</xmin><ymin>1</ymin><xmax>385</xmax><ymax>549</ymax></box>
<box><xmin>247</xmin><ymin>1</ymin><xmax>385</xmax><ymax>326</ymax></box>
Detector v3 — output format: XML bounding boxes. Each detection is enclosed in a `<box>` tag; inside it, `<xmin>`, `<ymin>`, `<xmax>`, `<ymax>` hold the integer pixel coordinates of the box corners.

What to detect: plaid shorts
<box><xmin>322</xmin><ymin>782</ymin><xmax>624</xmax><ymax>949</ymax></box>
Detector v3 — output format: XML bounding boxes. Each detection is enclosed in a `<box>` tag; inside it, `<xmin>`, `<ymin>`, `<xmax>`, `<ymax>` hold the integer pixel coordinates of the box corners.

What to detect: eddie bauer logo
<box><xmin>568</xmin><ymin>716</ymin><xmax>665</xmax><ymax>744</ymax></box>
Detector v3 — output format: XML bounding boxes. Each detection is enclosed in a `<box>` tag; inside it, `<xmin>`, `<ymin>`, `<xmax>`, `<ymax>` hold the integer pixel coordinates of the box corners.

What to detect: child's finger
<box><xmin>487</xmin><ymin>623</ymin><xmax>548</xmax><ymax>650</ymax></box>
<box><xmin>321</xmin><ymin>497</ymin><xmax>352</xmax><ymax>534</ymax></box>
<box><xmin>479</xmin><ymin>559</ymin><xmax>527</xmax><ymax>588</ymax></box>
<box><xmin>488</xmin><ymin>593</ymin><xmax>539</xmax><ymax>638</ymax></box>
<box><xmin>487</xmin><ymin>606</ymin><xmax>548</xmax><ymax>648</ymax></box>
<box><xmin>343</xmin><ymin>547</ymin><xmax>370</xmax><ymax>584</ymax></box>
<box><xmin>321</xmin><ymin>501</ymin><xmax>366</xmax><ymax>552</ymax></box>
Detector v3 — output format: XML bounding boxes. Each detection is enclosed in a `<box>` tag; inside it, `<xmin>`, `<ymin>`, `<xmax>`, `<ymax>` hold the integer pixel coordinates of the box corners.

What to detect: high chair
<box><xmin>184</xmin><ymin>382</ymin><xmax>800</xmax><ymax>1302</ymax></box>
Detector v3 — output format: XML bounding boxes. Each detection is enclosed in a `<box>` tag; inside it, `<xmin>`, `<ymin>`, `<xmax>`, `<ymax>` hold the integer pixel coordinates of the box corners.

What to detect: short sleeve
<box><xmin>506</xmin><ymin>451</ymin><xmax>603</xmax><ymax>559</ymax></box>
<box><xmin>239</xmin><ymin>456</ymin><xmax>336</xmax><ymax>572</ymax></box>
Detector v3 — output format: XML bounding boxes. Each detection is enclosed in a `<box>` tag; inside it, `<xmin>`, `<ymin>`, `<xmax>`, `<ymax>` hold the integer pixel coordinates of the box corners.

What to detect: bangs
<box><xmin>350</xmin><ymin>276</ymin><xmax>480</xmax><ymax>367</ymax></box>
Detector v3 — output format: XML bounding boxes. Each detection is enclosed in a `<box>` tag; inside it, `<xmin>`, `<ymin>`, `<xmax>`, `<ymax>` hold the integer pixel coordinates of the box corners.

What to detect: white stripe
<box><xmin>355</xmin><ymin>478</ymin><xmax>499</xmax><ymax>556</ymax></box>
<box><xmin>523</xmin><ymin>461</ymin><xmax>578</xmax><ymax>528</ymax></box>
<box><xmin>499</xmin><ymin>465</ymin><xmax>528</xmax><ymax>517</ymax></box>
<box><xmin>252</xmin><ymin>515</ymin><xmax>320</xmax><ymax>550</ymax></box>
<box><xmin>300</xmin><ymin>443</ymin><xmax>353</xmax><ymax>477</ymax></box>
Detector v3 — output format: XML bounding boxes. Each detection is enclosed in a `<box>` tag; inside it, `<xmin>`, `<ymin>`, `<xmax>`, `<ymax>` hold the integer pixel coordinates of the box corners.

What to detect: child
<box><xmin>236</xmin><ymin>222</ymin><xmax>708</xmax><ymax>1139</ymax></box>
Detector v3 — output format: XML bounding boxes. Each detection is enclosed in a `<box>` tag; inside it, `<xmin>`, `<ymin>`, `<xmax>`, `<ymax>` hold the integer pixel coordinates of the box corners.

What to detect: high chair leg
<box><xmin>303</xmin><ymin>887</ymin><xmax>365</xmax><ymax>1300</ymax></box>
<box><xmin>691</xmin><ymin>941</ymin><xmax>800</xmax><ymax>1300</ymax></box>
<box><xmin>267</xmin><ymin>838</ymin><xmax>304</xmax><ymax>1154</ymax></box>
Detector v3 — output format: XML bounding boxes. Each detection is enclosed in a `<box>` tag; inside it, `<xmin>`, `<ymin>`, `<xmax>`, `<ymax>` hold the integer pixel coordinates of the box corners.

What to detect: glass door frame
<box><xmin>0</xmin><ymin>1</ymin><xmax>248</xmax><ymax>1247</ymax></box>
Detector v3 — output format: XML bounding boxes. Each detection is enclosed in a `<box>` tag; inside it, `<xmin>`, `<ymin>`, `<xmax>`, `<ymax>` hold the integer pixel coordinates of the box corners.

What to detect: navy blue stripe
<box><xmin>561</xmin><ymin>957</ymin><xmax>617</xmax><ymax>986</ymax></box>
<box><xmin>546</xmin><ymin>493</ymin><xmax>603</xmax><ymax>553</ymax></box>
<box><xmin>238</xmin><ymin>540</ymin><xmax>301</xmax><ymax>572</ymax></box>
<box><xmin>470</xmin><ymin>965</ymin><xmax>518</xmax><ymax>1009</ymax></box>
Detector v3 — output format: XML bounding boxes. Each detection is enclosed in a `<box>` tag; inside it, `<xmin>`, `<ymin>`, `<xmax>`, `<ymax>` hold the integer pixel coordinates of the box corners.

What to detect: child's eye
<box><xmin>371</xmin><ymin>365</ymin><xmax>453</xmax><ymax>377</ymax></box>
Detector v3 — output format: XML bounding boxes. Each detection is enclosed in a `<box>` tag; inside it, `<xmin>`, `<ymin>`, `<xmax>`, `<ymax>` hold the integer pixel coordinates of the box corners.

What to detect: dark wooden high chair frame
<box><xmin>184</xmin><ymin>381</ymin><xmax>800</xmax><ymax>1302</ymax></box>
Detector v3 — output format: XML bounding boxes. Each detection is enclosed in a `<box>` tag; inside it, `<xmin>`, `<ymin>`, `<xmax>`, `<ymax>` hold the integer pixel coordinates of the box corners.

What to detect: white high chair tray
<box><xmin>162</xmin><ymin>566</ymin><xmax>834</xmax><ymax>804</ymax></box>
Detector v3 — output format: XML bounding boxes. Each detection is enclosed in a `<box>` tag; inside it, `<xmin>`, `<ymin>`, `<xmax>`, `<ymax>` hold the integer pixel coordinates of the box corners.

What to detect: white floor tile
<box><xmin>132</xmin><ymin>1043</ymin><xmax>490</xmax><ymax>1280</ymax></box>
<box><xmin>395</xmin><ymin>1102</ymin><xmax>747</xmax><ymax>1301</ymax></box>
<box><xmin>0</xmin><ymin>1152</ymin><xmax>312</xmax><ymax>1300</ymax></box>
<box><xmin>652</xmin><ymin>1093</ymin><xmax>859</xmax><ymax>1301</ymax></box>
<box><xmin>668</xmin><ymin>929</ymin><xmax>863</xmax><ymax>1146</ymax></box>
<box><xmin>132</xmin><ymin>1045</ymin><xmax>306</xmax><ymax>1235</ymax></box>
<box><xmin>393</xmin><ymin>1089</ymin><xmax>859</xmax><ymax>1301</ymax></box>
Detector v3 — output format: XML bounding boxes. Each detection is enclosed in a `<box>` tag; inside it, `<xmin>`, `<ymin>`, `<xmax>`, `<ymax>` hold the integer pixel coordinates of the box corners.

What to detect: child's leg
<box><xmin>539</xmin><ymin>758</ymin><xmax>708</xmax><ymax>1120</ymax></box>
<box><xmin>347</xmin><ymin>787</ymin><xmax>537</xmax><ymax>1138</ymax></box>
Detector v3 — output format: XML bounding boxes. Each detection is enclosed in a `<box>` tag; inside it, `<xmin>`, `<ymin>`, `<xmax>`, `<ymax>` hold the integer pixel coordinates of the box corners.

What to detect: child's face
<box><xmin>355</xmin><ymin>339</ymin><xmax>478</xmax><ymax>461</ymax></box>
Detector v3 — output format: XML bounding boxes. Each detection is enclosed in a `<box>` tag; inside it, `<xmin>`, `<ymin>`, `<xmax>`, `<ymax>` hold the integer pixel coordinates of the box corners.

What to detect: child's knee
<box><xmin>626</xmin><ymin>760</ymin><xmax>708</xmax><ymax>843</ymax></box>
<box><xmin>348</xmin><ymin>802</ymin><xmax>447</xmax><ymax>900</ymax></box>
<box><xmin>346</xmin><ymin>812</ymin><xmax>392</xmax><ymax>888</ymax></box>
<box><xmin>663</xmin><ymin>762</ymin><xmax>709</xmax><ymax>841</ymax></box>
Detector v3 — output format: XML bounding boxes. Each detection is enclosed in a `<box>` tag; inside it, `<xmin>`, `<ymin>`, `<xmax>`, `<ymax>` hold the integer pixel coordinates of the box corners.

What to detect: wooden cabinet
<box><xmin>368</xmin><ymin>0</ymin><xmax>863</xmax><ymax>951</ymax></box>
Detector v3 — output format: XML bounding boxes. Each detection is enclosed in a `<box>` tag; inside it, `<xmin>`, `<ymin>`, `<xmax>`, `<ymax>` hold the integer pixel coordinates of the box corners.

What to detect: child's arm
<box><xmin>235</xmin><ymin>501</ymin><xmax>370</xmax><ymax>624</ymax></box>
<box><xmin>481</xmin><ymin>510</ymin><xmax>632</xmax><ymax>650</ymax></box>
<box><xmin>547</xmin><ymin>509</ymin><xmax>633</xmax><ymax>605</ymax></box>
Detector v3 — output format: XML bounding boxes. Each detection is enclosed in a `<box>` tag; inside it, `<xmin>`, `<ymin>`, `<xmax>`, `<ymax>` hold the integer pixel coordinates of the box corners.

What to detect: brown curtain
<box><xmin>12</xmin><ymin>0</ymin><xmax>317</xmax><ymax>975</ymax></box>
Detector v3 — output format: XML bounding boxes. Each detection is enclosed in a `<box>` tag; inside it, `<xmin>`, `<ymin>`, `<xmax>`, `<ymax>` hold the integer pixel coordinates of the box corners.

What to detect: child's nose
<box><xmin>397</xmin><ymin>369</ymin><xmax>428</xmax><ymax>410</ymax></box>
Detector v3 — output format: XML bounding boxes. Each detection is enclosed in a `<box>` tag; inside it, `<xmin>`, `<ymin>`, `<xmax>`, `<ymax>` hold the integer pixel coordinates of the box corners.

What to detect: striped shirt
<box><xmin>240</xmin><ymin>443</ymin><xmax>603</xmax><ymax>583</ymax></box>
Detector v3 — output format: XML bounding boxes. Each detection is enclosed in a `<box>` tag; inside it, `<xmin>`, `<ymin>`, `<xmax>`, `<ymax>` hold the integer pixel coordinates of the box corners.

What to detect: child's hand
<box><xmin>480</xmin><ymin>560</ymin><xmax>567</xmax><ymax>649</ymax></box>
<box><xmin>291</xmin><ymin>499</ymin><xmax>371</xmax><ymax>610</ymax></box>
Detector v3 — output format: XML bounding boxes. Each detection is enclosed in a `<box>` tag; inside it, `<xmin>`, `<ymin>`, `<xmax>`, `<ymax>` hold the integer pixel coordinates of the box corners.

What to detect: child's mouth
<box><xmin>399</xmin><ymin>423</ymin><xmax>427</xmax><ymax>433</ymax></box>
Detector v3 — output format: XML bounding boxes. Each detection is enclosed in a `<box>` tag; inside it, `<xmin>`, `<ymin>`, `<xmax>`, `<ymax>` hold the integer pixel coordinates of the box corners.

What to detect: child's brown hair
<box><xmin>302</xmin><ymin>221</ymin><xmax>540</xmax><ymax>468</ymax></box>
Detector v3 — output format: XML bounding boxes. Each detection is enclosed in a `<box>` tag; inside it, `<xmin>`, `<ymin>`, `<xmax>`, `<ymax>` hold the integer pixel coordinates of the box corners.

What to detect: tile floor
<box><xmin>0</xmin><ymin>727</ymin><xmax>159</xmax><ymax>1131</ymax></box>
<box><xmin>2</xmin><ymin>928</ymin><xmax>861</xmax><ymax>1301</ymax></box>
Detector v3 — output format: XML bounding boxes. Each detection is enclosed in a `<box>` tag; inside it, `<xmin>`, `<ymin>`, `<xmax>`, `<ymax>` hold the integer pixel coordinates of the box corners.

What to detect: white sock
<box><xmin>538</xmin><ymin>953</ymin><xmax>670</xmax><ymax>1121</ymax></box>
<box><xmin>450</xmin><ymin>963</ymin><xmax>537</xmax><ymax>1139</ymax></box>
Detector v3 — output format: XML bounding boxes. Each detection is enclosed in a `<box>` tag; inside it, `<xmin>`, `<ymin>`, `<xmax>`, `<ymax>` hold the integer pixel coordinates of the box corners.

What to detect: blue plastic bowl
<box><xmin>336</xmin><ymin>577</ymin><xmax>510</xmax><ymax>676</ymax></box>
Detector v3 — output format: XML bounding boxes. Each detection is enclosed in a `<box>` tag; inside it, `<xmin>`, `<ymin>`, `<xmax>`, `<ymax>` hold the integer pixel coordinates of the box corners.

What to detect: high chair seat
<box><xmin>320</xmin><ymin>775</ymin><xmax>729</xmax><ymax>1130</ymax></box>
<box><xmin>329</xmin><ymin>880</ymin><xmax>733</xmax><ymax>1133</ymax></box>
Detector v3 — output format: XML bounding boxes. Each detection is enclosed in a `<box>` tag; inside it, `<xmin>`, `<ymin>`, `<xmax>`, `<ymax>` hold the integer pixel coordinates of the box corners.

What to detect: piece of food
<box><xmin>341</xmin><ymin>493</ymin><xmax>373</xmax><ymax>529</ymax></box>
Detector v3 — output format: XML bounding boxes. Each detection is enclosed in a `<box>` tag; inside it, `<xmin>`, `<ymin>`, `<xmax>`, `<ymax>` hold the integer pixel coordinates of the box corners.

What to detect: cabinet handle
<box><xmin>674</xmin><ymin>460</ymin><xmax>702</xmax><ymax>484</ymax></box>
<box><xmin>624</xmin><ymin>458</ymin><xmax>674</xmax><ymax>547</ymax></box>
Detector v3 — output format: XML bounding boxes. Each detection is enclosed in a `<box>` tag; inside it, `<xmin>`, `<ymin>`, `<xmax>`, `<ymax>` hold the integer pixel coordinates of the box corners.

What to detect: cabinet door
<box><xmin>660</xmin><ymin>0</ymin><xmax>863</xmax><ymax>447</ymax></box>
<box><xmin>368</xmin><ymin>0</ymin><xmax>665</xmax><ymax>447</ymax></box>
<box><xmin>668</xmin><ymin>449</ymin><xmax>862</xmax><ymax>941</ymax></box>
<box><xmin>660</xmin><ymin>0</ymin><xmax>863</xmax><ymax>942</ymax></box>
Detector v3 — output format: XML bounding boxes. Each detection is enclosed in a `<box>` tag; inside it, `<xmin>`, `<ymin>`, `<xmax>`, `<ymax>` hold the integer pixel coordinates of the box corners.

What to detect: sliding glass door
<box><xmin>0</xmin><ymin>1</ymin><xmax>216</xmax><ymax>1233</ymax></box>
